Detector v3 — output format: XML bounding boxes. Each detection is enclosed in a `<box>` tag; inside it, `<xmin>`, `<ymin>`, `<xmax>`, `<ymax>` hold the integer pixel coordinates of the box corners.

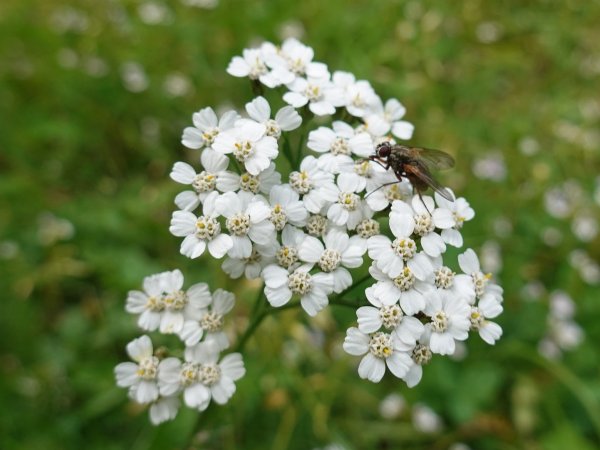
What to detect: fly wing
<box><xmin>408</xmin><ymin>147</ymin><xmax>455</xmax><ymax>170</ymax></box>
<box><xmin>404</xmin><ymin>164</ymin><xmax>454</xmax><ymax>201</ymax></box>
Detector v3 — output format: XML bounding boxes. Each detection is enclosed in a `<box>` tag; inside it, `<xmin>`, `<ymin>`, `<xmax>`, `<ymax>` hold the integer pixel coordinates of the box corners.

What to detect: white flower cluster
<box><xmin>115</xmin><ymin>270</ymin><xmax>244</xmax><ymax>424</ymax></box>
<box><xmin>116</xmin><ymin>37</ymin><xmax>506</xmax><ymax>425</ymax></box>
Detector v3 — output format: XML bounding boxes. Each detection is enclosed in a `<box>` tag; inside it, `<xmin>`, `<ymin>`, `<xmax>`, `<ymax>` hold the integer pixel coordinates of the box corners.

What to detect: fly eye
<box><xmin>377</xmin><ymin>143</ymin><xmax>391</xmax><ymax>157</ymax></box>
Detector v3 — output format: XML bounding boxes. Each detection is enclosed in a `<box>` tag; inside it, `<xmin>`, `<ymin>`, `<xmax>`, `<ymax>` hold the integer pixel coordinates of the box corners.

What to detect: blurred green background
<box><xmin>1</xmin><ymin>0</ymin><xmax>599</xmax><ymax>449</ymax></box>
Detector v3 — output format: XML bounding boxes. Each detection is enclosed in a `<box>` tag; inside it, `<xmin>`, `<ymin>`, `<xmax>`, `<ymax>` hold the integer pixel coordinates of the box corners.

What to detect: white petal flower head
<box><xmin>267</xmin><ymin>184</ymin><xmax>309</xmax><ymax>231</ymax></box>
<box><xmin>245</xmin><ymin>96</ymin><xmax>301</xmax><ymax>139</ymax></box>
<box><xmin>212</xmin><ymin>119</ymin><xmax>278</xmax><ymax>176</ymax></box>
<box><xmin>431</xmin><ymin>257</ymin><xmax>476</xmax><ymax>301</ymax></box>
<box><xmin>469</xmin><ymin>295</ymin><xmax>503</xmax><ymax>345</ymax></box>
<box><xmin>458</xmin><ymin>248</ymin><xmax>503</xmax><ymax>304</ymax></box>
<box><xmin>307</xmin><ymin>121</ymin><xmax>373</xmax><ymax>173</ymax></box>
<box><xmin>367</xmin><ymin>210</ymin><xmax>433</xmax><ymax>279</ymax></box>
<box><xmin>283</xmin><ymin>76</ymin><xmax>345</xmax><ymax>116</ymax></box>
<box><xmin>274</xmin><ymin>225</ymin><xmax>307</xmax><ymax>270</ymax></box>
<box><xmin>368</xmin><ymin>263</ymin><xmax>434</xmax><ymax>316</ymax></box>
<box><xmin>262</xmin><ymin>265</ymin><xmax>334</xmax><ymax>316</ymax></box>
<box><xmin>126</xmin><ymin>269</ymin><xmax>187</xmax><ymax>332</ymax></box>
<box><xmin>298</xmin><ymin>228</ymin><xmax>366</xmax><ymax>293</ymax></box>
<box><xmin>218</xmin><ymin>162</ymin><xmax>282</xmax><ymax>197</ymax></box>
<box><xmin>356</xmin><ymin>288</ymin><xmax>425</xmax><ymax>346</ymax></box>
<box><xmin>169</xmin><ymin>191</ymin><xmax>233</xmax><ymax>260</ymax></box>
<box><xmin>170</xmin><ymin>148</ymin><xmax>230</xmax><ymax>211</ymax></box>
<box><xmin>114</xmin><ymin>335</ymin><xmax>160</xmax><ymax>404</ymax></box>
<box><xmin>423</xmin><ymin>290</ymin><xmax>471</xmax><ymax>356</ymax></box>
<box><xmin>216</xmin><ymin>191</ymin><xmax>276</xmax><ymax>259</ymax></box>
<box><xmin>390</xmin><ymin>196</ymin><xmax>455</xmax><ymax>258</ymax></box>
<box><xmin>289</xmin><ymin>156</ymin><xmax>338</xmax><ymax>214</ymax></box>
<box><xmin>434</xmin><ymin>189</ymin><xmax>474</xmax><ymax>248</ymax></box>
<box><xmin>264</xmin><ymin>37</ymin><xmax>329</xmax><ymax>82</ymax></box>
<box><xmin>226</xmin><ymin>45</ymin><xmax>278</xmax><ymax>87</ymax></box>
<box><xmin>332</xmin><ymin>71</ymin><xmax>379</xmax><ymax>118</ymax></box>
<box><xmin>365</xmin><ymin>177</ymin><xmax>414</xmax><ymax>212</ymax></box>
<box><xmin>364</xmin><ymin>98</ymin><xmax>415</xmax><ymax>140</ymax></box>
<box><xmin>343</xmin><ymin>327</ymin><xmax>413</xmax><ymax>383</ymax></box>
<box><xmin>327</xmin><ymin>173</ymin><xmax>372</xmax><ymax>230</ymax></box>
<box><xmin>179</xmin><ymin>288</ymin><xmax>235</xmax><ymax>349</ymax></box>
<box><xmin>181</xmin><ymin>107</ymin><xmax>239</xmax><ymax>150</ymax></box>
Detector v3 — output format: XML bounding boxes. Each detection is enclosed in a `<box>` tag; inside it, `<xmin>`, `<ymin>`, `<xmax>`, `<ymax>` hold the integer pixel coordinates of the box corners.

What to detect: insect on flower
<box><xmin>368</xmin><ymin>141</ymin><xmax>455</xmax><ymax>209</ymax></box>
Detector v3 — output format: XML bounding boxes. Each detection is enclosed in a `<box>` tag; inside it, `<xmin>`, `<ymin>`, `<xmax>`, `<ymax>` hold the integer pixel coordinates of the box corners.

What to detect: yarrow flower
<box><xmin>116</xmin><ymin>37</ymin><xmax>505</xmax><ymax>424</ymax></box>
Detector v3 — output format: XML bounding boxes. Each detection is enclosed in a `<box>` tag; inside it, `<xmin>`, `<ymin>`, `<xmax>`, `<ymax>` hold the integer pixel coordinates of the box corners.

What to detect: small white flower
<box><xmin>423</xmin><ymin>290</ymin><xmax>470</xmax><ymax>355</ymax></box>
<box><xmin>364</xmin><ymin>98</ymin><xmax>414</xmax><ymax>140</ymax></box>
<box><xmin>181</xmin><ymin>107</ymin><xmax>238</xmax><ymax>150</ymax></box>
<box><xmin>212</xmin><ymin>119</ymin><xmax>278</xmax><ymax>176</ymax></box>
<box><xmin>289</xmin><ymin>156</ymin><xmax>338</xmax><ymax>213</ymax></box>
<box><xmin>412</xmin><ymin>403</ymin><xmax>443</xmax><ymax>433</ymax></box>
<box><xmin>343</xmin><ymin>327</ymin><xmax>413</xmax><ymax>383</ymax></box>
<box><xmin>262</xmin><ymin>265</ymin><xmax>334</xmax><ymax>316</ymax></box>
<box><xmin>368</xmin><ymin>263</ymin><xmax>433</xmax><ymax>316</ymax></box>
<box><xmin>264</xmin><ymin>37</ymin><xmax>328</xmax><ymax>82</ymax></box>
<box><xmin>367</xmin><ymin>211</ymin><xmax>433</xmax><ymax>279</ymax></box>
<box><xmin>179</xmin><ymin>288</ymin><xmax>235</xmax><ymax>349</ymax></box>
<box><xmin>227</xmin><ymin>45</ymin><xmax>276</xmax><ymax>87</ymax></box>
<box><xmin>404</xmin><ymin>340</ymin><xmax>433</xmax><ymax>388</ymax></box>
<box><xmin>245</xmin><ymin>96</ymin><xmax>302</xmax><ymax>139</ymax></box>
<box><xmin>266</xmin><ymin>184</ymin><xmax>309</xmax><ymax>231</ymax></box>
<box><xmin>356</xmin><ymin>288</ymin><xmax>424</xmax><ymax>346</ymax></box>
<box><xmin>430</xmin><ymin>257</ymin><xmax>475</xmax><ymax>300</ymax></box>
<box><xmin>283</xmin><ymin>76</ymin><xmax>345</xmax><ymax>116</ymax></box>
<box><xmin>115</xmin><ymin>335</ymin><xmax>160</xmax><ymax>404</ymax></box>
<box><xmin>273</xmin><ymin>225</ymin><xmax>306</xmax><ymax>270</ymax></box>
<box><xmin>216</xmin><ymin>191</ymin><xmax>276</xmax><ymax>258</ymax></box>
<box><xmin>434</xmin><ymin>189</ymin><xmax>474</xmax><ymax>247</ymax></box>
<box><xmin>221</xmin><ymin>242</ymin><xmax>275</xmax><ymax>280</ymax></box>
<box><xmin>307</xmin><ymin>121</ymin><xmax>373</xmax><ymax>173</ymax></box>
<box><xmin>218</xmin><ymin>163</ymin><xmax>282</xmax><ymax>196</ymax></box>
<box><xmin>170</xmin><ymin>149</ymin><xmax>232</xmax><ymax>211</ymax></box>
<box><xmin>391</xmin><ymin>196</ymin><xmax>455</xmax><ymax>258</ymax></box>
<box><xmin>169</xmin><ymin>191</ymin><xmax>233</xmax><ymax>259</ymax></box>
<box><xmin>158</xmin><ymin>343</ymin><xmax>245</xmax><ymax>411</ymax></box>
<box><xmin>125</xmin><ymin>270</ymin><xmax>210</xmax><ymax>334</ymax></box>
<box><xmin>298</xmin><ymin>229</ymin><xmax>366</xmax><ymax>293</ymax></box>
<box><xmin>457</xmin><ymin>248</ymin><xmax>503</xmax><ymax>304</ymax></box>
<box><xmin>364</xmin><ymin>178</ymin><xmax>413</xmax><ymax>212</ymax></box>
<box><xmin>332</xmin><ymin>71</ymin><xmax>379</xmax><ymax>118</ymax></box>
<box><xmin>327</xmin><ymin>173</ymin><xmax>372</xmax><ymax>230</ymax></box>
<box><xmin>469</xmin><ymin>296</ymin><xmax>503</xmax><ymax>345</ymax></box>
